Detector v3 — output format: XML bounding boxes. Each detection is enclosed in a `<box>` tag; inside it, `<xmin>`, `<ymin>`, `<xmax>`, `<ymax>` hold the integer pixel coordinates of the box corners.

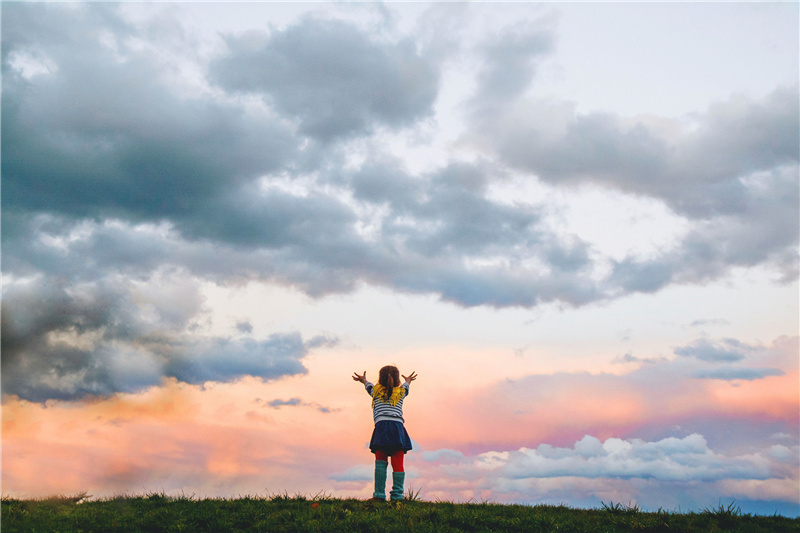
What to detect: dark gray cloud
<box><xmin>1</xmin><ymin>277</ymin><xmax>150</xmax><ymax>401</ymax></box>
<box><xmin>210</xmin><ymin>16</ymin><xmax>440</xmax><ymax>141</ymax></box>
<box><xmin>1</xmin><ymin>275</ymin><xmax>334</xmax><ymax>402</ymax></box>
<box><xmin>2</xmin><ymin>3</ymin><xmax>296</xmax><ymax>226</ymax></box>
<box><xmin>3</xmin><ymin>156</ymin><xmax>604</xmax><ymax>309</ymax></box>
<box><xmin>163</xmin><ymin>333</ymin><xmax>314</xmax><ymax>385</ymax></box>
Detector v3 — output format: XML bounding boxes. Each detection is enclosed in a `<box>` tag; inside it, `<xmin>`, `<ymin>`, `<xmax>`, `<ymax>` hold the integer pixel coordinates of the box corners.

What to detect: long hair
<box><xmin>378</xmin><ymin>365</ymin><xmax>400</xmax><ymax>401</ymax></box>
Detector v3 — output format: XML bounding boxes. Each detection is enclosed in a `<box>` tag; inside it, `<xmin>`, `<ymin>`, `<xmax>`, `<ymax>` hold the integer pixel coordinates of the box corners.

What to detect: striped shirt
<box><xmin>365</xmin><ymin>382</ymin><xmax>409</xmax><ymax>424</ymax></box>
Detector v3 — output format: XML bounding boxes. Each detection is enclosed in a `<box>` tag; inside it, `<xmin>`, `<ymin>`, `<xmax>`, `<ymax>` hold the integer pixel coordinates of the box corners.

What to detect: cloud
<box><xmin>330</xmin><ymin>464</ymin><xmax>374</xmax><ymax>483</ymax></box>
<box><xmin>268</xmin><ymin>398</ymin><xmax>305</xmax><ymax>408</ymax></box>
<box><xmin>608</xmin><ymin>162</ymin><xmax>799</xmax><ymax>292</ymax></box>
<box><xmin>466</xmin><ymin>432</ymin><xmax>794</xmax><ymax>483</ymax></box>
<box><xmin>417</xmin><ymin>336</ymin><xmax>798</xmax><ymax>455</ymax></box>
<box><xmin>1</xmin><ymin>213</ymin><xmax>373</xmax><ymax>297</ymax></box>
<box><xmin>340</xmin><ymin>160</ymin><xmax>603</xmax><ymax>307</ymax></box>
<box><xmin>2</xmin><ymin>25</ymin><xmax>296</xmax><ymax>225</ymax></box>
<box><xmin>4</xmin><ymin>168</ymin><xmax>604</xmax><ymax>308</ymax></box>
<box><xmin>338</xmin><ymin>433</ymin><xmax>798</xmax><ymax>511</ymax></box>
<box><xmin>163</xmin><ymin>334</ymin><xmax>313</xmax><ymax>385</ymax></box>
<box><xmin>1</xmin><ymin>4</ymin><xmax>597</xmax><ymax>310</ymax></box>
<box><xmin>3</xmin><ymin>2</ymin><xmax>796</xmax><ymax>318</ymax></box>
<box><xmin>674</xmin><ymin>338</ymin><xmax>756</xmax><ymax>362</ymax></box>
<box><xmin>612</xmin><ymin>352</ymin><xmax>663</xmax><ymax>365</ymax></box>
<box><xmin>472</xmin><ymin>19</ymin><xmax>554</xmax><ymax>103</ymax></box>
<box><xmin>670</xmin><ymin>336</ymin><xmax>792</xmax><ymax>386</ymax></box>
<box><xmin>1</xmin><ymin>4</ymin><xmax>343</xmax><ymax>261</ymax></box>
<box><xmin>1</xmin><ymin>378</ymin><xmax>368</xmax><ymax>499</ymax></box>
<box><xmin>693</xmin><ymin>367</ymin><xmax>785</xmax><ymax>381</ymax></box>
<box><xmin>1</xmin><ymin>1</ymin><xmax>797</xmax><ymax>403</ymax></box>
<box><xmin>476</xmin><ymin>89</ymin><xmax>798</xmax><ymax>216</ymax></box>
<box><xmin>467</xmin><ymin>84</ymin><xmax>799</xmax><ymax>289</ymax></box>
<box><xmin>490</xmin><ymin>434</ymin><xmax>776</xmax><ymax>481</ymax></box>
<box><xmin>422</xmin><ymin>449</ymin><xmax>465</xmax><ymax>463</ymax></box>
<box><xmin>1</xmin><ymin>274</ymin><xmax>335</xmax><ymax>402</ymax></box>
<box><xmin>210</xmin><ymin>16</ymin><xmax>440</xmax><ymax>141</ymax></box>
<box><xmin>689</xmin><ymin>318</ymin><xmax>731</xmax><ymax>328</ymax></box>
<box><xmin>265</xmin><ymin>397</ymin><xmax>339</xmax><ymax>413</ymax></box>
<box><xmin>1</xmin><ymin>3</ymin><xmax>796</xmax><ymax>515</ymax></box>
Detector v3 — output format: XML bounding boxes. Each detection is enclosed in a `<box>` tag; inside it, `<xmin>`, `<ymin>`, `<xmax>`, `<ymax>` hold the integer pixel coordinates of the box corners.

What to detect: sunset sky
<box><xmin>2</xmin><ymin>1</ymin><xmax>798</xmax><ymax>516</ymax></box>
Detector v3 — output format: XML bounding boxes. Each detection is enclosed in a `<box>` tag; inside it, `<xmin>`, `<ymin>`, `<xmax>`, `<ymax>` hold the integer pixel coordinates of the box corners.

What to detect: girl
<box><xmin>352</xmin><ymin>365</ymin><xmax>417</xmax><ymax>501</ymax></box>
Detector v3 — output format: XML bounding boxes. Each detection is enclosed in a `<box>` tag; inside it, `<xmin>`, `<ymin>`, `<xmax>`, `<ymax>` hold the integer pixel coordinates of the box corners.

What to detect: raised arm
<box><xmin>352</xmin><ymin>371</ymin><xmax>367</xmax><ymax>384</ymax></box>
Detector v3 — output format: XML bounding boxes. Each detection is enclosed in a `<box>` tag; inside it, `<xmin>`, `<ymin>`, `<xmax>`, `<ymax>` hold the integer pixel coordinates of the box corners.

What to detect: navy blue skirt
<box><xmin>369</xmin><ymin>420</ymin><xmax>413</xmax><ymax>454</ymax></box>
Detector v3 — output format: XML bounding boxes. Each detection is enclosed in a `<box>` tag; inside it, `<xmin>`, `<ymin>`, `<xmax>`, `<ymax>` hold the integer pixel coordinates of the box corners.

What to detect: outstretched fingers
<box><xmin>352</xmin><ymin>371</ymin><xmax>367</xmax><ymax>383</ymax></box>
<box><xmin>402</xmin><ymin>371</ymin><xmax>418</xmax><ymax>383</ymax></box>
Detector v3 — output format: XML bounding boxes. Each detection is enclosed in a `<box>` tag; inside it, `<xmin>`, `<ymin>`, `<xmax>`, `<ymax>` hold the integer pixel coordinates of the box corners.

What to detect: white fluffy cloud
<box><xmin>412</xmin><ymin>434</ymin><xmax>799</xmax><ymax>511</ymax></box>
<box><xmin>496</xmin><ymin>434</ymin><xmax>775</xmax><ymax>481</ymax></box>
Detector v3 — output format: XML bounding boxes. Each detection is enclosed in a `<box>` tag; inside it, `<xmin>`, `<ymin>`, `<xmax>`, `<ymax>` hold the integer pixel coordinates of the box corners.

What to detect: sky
<box><xmin>1</xmin><ymin>1</ymin><xmax>798</xmax><ymax>516</ymax></box>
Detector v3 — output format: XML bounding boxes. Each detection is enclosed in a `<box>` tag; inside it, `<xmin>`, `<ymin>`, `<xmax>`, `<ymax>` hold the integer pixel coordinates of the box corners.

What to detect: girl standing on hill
<box><xmin>352</xmin><ymin>365</ymin><xmax>417</xmax><ymax>501</ymax></box>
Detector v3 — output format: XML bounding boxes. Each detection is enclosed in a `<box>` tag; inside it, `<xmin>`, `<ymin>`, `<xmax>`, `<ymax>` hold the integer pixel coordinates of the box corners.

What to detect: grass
<box><xmin>2</xmin><ymin>492</ymin><xmax>798</xmax><ymax>533</ymax></box>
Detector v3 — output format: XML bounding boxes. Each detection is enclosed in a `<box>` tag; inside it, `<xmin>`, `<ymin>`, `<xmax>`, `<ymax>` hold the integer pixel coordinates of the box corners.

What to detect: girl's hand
<box><xmin>402</xmin><ymin>371</ymin><xmax>417</xmax><ymax>384</ymax></box>
<box><xmin>352</xmin><ymin>371</ymin><xmax>367</xmax><ymax>384</ymax></box>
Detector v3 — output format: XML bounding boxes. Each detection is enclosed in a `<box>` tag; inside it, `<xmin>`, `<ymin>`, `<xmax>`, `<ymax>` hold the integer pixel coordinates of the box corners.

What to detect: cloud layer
<box><xmin>493</xmin><ymin>434</ymin><xmax>777</xmax><ymax>481</ymax></box>
<box><xmin>404</xmin><ymin>433</ymin><xmax>798</xmax><ymax>514</ymax></box>
<box><xmin>1</xmin><ymin>2</ymin><xmax>797</xmax><ymax>515</ymax></box>
<box><xmin>4</xmin><ymin>3</ymin><xmax>796</xmax><ymax>315</ymax></box>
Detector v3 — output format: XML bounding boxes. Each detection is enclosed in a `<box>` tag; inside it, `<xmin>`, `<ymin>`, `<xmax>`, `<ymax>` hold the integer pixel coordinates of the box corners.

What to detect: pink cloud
<box><xmin>2</xmin><ymin>378</ymin><xmax>368</xmax><ymax>498</ymax></box>
<box><xmin>409</xmin><ymin>337</ymin><xmax>798</xmax><ymax>454</ymax></box>
<box><xmin>2</xmin><ymin>337</ymin><xmax>797</xmax><ymax>511</ymax></box>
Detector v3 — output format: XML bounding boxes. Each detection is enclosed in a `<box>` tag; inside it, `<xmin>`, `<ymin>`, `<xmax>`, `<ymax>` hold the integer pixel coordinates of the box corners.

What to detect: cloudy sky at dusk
<box><xmin>2</xmin><ymin>1</ymin><xmax>798</xmax><ymax>515</ymax></box>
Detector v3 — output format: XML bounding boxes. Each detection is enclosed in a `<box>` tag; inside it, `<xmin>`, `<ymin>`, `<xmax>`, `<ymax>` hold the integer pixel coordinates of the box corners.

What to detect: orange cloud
<box><xmin>2</xmin><ymin>375</ymin><xmax>367</xmax><ymax>498</ymax></box>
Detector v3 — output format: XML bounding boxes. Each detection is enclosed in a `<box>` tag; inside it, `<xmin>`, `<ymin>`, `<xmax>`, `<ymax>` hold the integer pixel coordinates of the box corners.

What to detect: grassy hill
<box><xmin>3</xmin><ymin>492</ymin><xmax>798</xmax><ymax>532</ymax></box>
